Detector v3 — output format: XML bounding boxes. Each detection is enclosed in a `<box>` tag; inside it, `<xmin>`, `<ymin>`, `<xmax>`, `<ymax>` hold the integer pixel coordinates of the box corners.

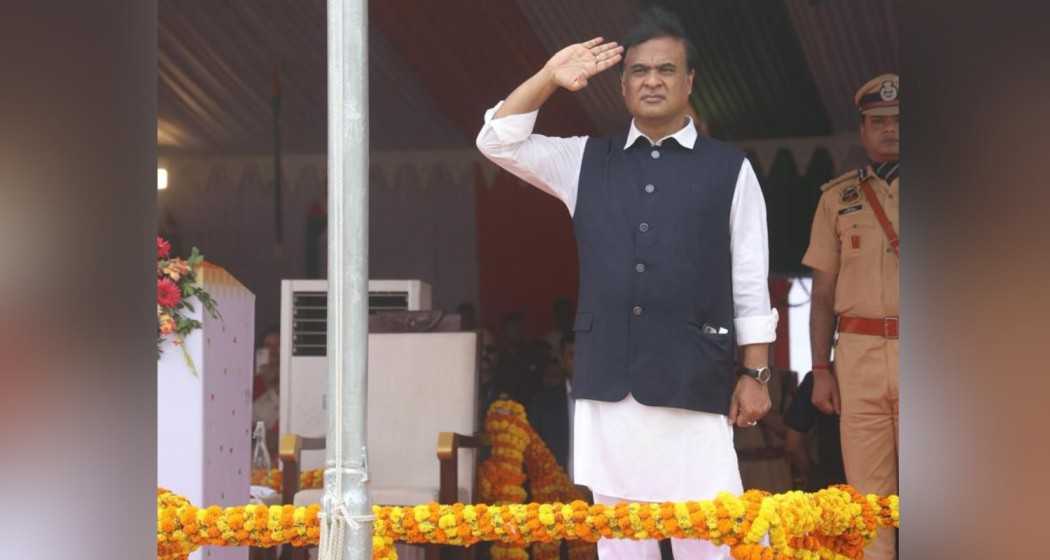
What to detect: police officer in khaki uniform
<box><xmin>803</xmin><ymin>73</ymin><xmax>900</xmax><ymax>560</ymax></box>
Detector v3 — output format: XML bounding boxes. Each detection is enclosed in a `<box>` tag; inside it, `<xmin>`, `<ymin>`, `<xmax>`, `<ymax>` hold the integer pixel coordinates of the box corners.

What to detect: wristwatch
<box><xmin>738</xmin><ymin>366</ymin><xmax>772</xmax><ymax>385</ymax></box>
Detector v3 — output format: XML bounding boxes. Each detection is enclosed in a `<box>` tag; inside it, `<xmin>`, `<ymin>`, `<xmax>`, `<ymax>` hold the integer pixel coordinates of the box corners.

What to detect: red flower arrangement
<box><xmin>157</xmin><ymin>237</ymin><xmax>171</xmax><ymax>259</ymax></box>
<box><xmin>157</xmin><ymin>278</ymin><xmax>181</xmax><ymax>308</ymax></box>
<box><xmin>157</xmin><ymin>236</ymin><xmax>220</xmax><ymax>375</ymax></box>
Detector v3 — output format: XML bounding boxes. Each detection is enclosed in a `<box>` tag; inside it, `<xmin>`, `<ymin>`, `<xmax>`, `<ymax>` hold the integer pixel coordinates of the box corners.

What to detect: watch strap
<box><xmin>739</xmin><ymin>366</ymin><xmax>771</xmax><ymax>384</ymax></box>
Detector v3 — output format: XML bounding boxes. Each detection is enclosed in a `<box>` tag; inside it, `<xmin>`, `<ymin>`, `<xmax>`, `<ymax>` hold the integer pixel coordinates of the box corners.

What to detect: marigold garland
<box><xmin>371</xmin><ymin>487</ymin><xmax>898</xmax><ymax>560</ymax></box>
<box><xmin>162</xmin><ymin>400</ymin><xmax>899</xmax><ymax>560</ymax></box>
<box><xmin>251</xmin><ymin>468</ymin><xmax>324</xmax><ymax>493</ymax></box>
<box><xmin>478</xmin><ymin>400</ymin><xmax>533</xmax><ymax>559</ymax></box>
<box><xmin>160</xmin><ymin>486</ymin><xmax>897</xmax><ymax>559</ymax></box>
<box><xmin>157</xmin><ymin>487</ymin><xmax>324</xmax><ymax>560</ymax></box>
<box><xmin>521</xmin><ymin>407</ymin><xmax>596</xmax><ymax>560</ymax></box>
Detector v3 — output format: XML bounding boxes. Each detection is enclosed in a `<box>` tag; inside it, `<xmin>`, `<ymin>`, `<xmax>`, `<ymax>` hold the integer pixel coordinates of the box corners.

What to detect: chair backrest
<box><xmin>369</xmin><ymin>310</ymin><xmax>462</xmax><ymax>333</ymax></box>
<box><xmin>299</xmin><ymin>332</ymin><xmax>479</xmax><ymax>502</ymax></box>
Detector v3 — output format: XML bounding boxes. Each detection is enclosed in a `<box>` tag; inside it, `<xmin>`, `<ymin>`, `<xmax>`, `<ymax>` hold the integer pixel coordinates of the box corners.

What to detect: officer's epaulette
<box><xmin>820</xmin><ymin>168</ymin><xmax>860</xmax><ymax>192</ymax></box>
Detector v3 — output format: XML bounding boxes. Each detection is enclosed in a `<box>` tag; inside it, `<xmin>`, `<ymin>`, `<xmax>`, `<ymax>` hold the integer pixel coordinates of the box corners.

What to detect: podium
<box><xmin>158</xmin><ymin>263</ymin><xmax>256</xmax><ymax>560</ymax></box>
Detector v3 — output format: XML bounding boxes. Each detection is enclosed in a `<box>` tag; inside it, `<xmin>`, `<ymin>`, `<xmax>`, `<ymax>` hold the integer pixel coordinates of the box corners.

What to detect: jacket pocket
<box><xmin>686</xmin><ymin>320</ymin><xmax>732</xmax><ymax>343</ymax></box>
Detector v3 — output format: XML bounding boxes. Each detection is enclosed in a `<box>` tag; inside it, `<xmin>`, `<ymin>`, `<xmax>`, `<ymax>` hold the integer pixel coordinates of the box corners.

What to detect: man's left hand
<box><xmin>728</xmin><ymin>376</ymin><xmax>771</xmax><ymax>428</ymax></box>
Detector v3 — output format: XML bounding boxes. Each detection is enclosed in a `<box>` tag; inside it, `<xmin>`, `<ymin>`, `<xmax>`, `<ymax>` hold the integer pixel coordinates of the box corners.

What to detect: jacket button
<box><xmin>644</xmin><ymin>183</ymin><xmax>655</xmax><ymax>194</ymax></box>
<box><xmin>639</xmin><ymin>222</ymin><xmax>649</xmax><ymax>233</ymax></box>
<box><xmin>635</xmin><ymin>263</ymin><xmax>646</xmax><ymax>273</ymax></box>
<box><xmin>650</xmin><ymin>150</ymin><xmax>660</xmax><ymax>159</ymax></box>
<box><xmin>632</xmin><ymin>305</ymin><xmax>643</xmax><ymax>316</ymax></box>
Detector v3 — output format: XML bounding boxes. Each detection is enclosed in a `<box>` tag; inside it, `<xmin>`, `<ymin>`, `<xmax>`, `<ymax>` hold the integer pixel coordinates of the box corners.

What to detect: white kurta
<box><xmin>476</xmin><ymin>102</ymin><xmax>779</xmax><ymax>502</ymax></box>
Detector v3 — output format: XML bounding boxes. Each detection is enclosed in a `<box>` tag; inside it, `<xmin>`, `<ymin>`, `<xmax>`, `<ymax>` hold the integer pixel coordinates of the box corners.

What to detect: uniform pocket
<box><xmin>834</xmin><ymin>222</ymin><xmax>882</xmax><ymax>313</ymax></box>
<box><xmin>573</xmin><ymin>312</ymin><xmax>594</xmax><ymax>332</ymax></box>
<box><xmin>840</xmin><ymin>223</ymin><xmax>879</xmax><ymax>258</ymax></box>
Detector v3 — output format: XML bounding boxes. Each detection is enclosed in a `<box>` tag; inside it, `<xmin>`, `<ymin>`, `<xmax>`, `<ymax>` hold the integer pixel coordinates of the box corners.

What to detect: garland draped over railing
<box><xmin>161</xmin><ymin>400</ymin><xmax>898</xmax><ymax>560</ymax></box>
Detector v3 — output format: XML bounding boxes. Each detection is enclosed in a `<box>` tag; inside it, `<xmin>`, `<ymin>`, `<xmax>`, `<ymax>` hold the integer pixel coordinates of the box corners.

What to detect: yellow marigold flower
<box><xmin>462</xmin><ymin>505</ymin><xmax>478</xmax><ymax>524</ymax></box>
<box><xmin>538</xmin><ymin>505</ymin><xmax>555</xmax><ymax>527</ymax></box>
<box><xmin>413</xmin><ymin>504</ymin><xmax>430</xmax><ymax>523</ymax></box>
<box><xmin>699</xmin><ymin>501</ymin><xmax>719</xmax><ymax>532</ymax></box>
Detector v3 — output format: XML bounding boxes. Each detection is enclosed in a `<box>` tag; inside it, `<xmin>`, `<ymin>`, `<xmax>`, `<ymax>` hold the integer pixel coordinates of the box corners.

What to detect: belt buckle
<box><xmin>883</xmin><ymin>316</ymin><xmax>900</xmax><ymax>339</ymax></box>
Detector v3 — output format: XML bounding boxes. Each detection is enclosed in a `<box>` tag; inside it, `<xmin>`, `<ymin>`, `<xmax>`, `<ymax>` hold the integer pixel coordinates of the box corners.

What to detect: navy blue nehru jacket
<box><xmin>569</xmin><ymin>132</ymin><xmax>745</xmax><ymax>416</ymax></box>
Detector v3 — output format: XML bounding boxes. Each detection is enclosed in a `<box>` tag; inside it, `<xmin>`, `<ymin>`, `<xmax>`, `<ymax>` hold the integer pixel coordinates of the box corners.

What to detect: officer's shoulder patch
<box><xmin>820</xmin><ymin>169</ymin><xmax>860</xmax><ymax>193</ymax></box>
<box><xmin>840</xmin><ymin>184</ymin><xmax>862</xmax><ymax>204</ymax></box>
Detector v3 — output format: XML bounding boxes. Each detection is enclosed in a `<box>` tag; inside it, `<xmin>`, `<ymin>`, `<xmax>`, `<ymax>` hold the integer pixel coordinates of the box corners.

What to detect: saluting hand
<box><xmin>544</xmin><ymin>37</ymin><xmax>624</xmax><ymax>92</ymax></box>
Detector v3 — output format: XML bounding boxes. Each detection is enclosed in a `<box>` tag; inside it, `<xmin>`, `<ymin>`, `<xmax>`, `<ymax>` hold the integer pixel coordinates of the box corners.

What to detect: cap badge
<box><xmin>880</xmin><ymin>80</ymin><xmax>898</xmax><ymax>102</ymax></box>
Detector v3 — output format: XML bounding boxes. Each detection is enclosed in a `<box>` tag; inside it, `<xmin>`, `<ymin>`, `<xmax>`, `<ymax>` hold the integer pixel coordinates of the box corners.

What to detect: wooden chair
<box><xmin>278</xmin><ymin>431</ymin><xmax>488</xmax><ymax>560</ymax></box>
<box><xmin>278</xmin><ymin>331</ymin><xmax>483</xmax><ymax>560</ymax></box>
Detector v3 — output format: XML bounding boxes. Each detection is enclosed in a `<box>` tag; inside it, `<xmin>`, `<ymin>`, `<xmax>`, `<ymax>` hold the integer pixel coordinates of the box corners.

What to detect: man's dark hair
<box><xmin>621</xmin><ymin>6</ymin><xmax>699</xmax><ymax>73</ymax></box>
<box><xmin>256</xmin><ymin>324</ymin><xmax>280</xmax><ymax>348</ymax></box>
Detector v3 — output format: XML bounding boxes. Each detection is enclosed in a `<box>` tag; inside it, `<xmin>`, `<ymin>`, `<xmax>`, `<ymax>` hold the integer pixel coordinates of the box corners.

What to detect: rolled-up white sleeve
<box><xmin>729</xmin><ymin>159</ymin><xmax>779</xmax><ymax>345</ymax></box>
<box><xmin>475</xmin><ymin>101</ymin><xmax>587</xmax><ymax>216</ymax></box>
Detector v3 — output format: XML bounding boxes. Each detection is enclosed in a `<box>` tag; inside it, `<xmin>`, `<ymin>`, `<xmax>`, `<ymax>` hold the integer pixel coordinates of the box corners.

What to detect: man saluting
<box><xmin>477</xmin><ymin>8</ymin><xmax>778</xmax><ymax>559</ymax></box>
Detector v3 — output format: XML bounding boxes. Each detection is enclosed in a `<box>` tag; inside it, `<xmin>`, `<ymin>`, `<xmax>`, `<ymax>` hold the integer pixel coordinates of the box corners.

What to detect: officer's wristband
<box><xmin>812</xmin><ymin>363</ymin><xmax>833</xmax><ymax>372</ymax></box>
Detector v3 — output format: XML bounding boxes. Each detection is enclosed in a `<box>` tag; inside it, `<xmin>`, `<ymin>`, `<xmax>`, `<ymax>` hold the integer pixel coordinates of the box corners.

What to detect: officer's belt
<box><xmin>838</xmin><ymin>315</ymin><xmax>899</xmax><ymax>339</ymax></box>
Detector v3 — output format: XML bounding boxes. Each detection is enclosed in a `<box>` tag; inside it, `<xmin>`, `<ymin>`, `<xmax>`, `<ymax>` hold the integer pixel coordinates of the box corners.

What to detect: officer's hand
<box><xmin>544</xmin><ymin>38</ymin><xmax>624</xmax><ymax>92</ymax></box>
<box><xmin>811</xmin><ymin>368</ymin><xmax>841</xmax><ymax>415</ymax></box>
<box><xmin>728</xmin><ymin>376</ymin><xmax>772</xmax><ymax>428</ymax></box>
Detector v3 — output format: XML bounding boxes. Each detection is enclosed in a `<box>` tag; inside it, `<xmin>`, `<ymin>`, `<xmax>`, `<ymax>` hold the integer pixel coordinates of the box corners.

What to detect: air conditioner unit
<box><xmin>278</xmin><ymin>279</ymin><xmax>432</xmax><ymax>443</ymax></box>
